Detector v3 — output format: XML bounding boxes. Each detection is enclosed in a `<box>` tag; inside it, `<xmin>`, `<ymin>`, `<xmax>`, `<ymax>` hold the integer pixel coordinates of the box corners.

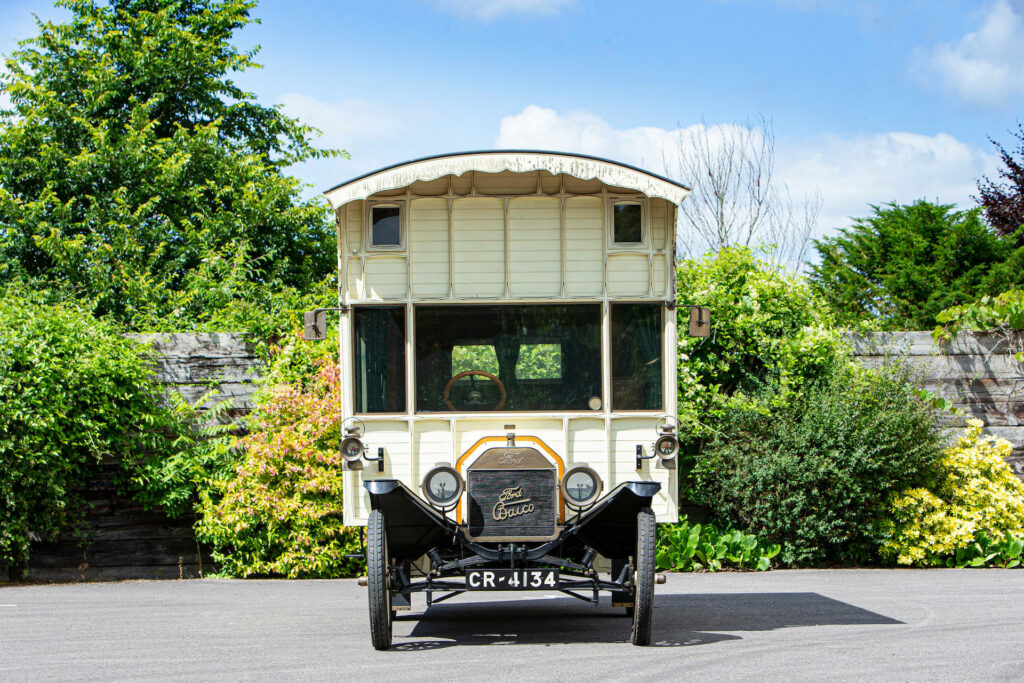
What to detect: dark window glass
<box><xmin>354</xmin><ymin>307</ymin><xmax>406</xmax><ymax>413</ymax></box>
<box><xmin>613</xmin><ymin>203</ymin><xmax>642</xmax><ymax>244</ymax></box>
<box><xmin>371</xmin><ymin>205</ymin><xmax>401</xmax><ymax>246</ymax></box>
<box><xmin>416</xmin><ymin>305</ymin><xmax>600</xmax><ymax>412</ymax></box>
<box><xmin>611</xmin><ymin>303</ymin><xmax>662</xmax><ymax>410</ymax></box>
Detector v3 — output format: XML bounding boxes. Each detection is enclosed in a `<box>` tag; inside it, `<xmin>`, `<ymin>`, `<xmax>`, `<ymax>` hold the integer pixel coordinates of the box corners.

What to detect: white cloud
<box><xmin>428</xmin><ymin>0</ymin><xmax>576</xmax><ymax>21</ymax></box>
<box><xmin>918</xmin><ymin>0</ymin><xmax>1024</xmax><ymax>107</ymax></box>
<box><xmin>497</xmin><ymin>105</ymin><xmax>998</xmax><ymax>239</ymax></box>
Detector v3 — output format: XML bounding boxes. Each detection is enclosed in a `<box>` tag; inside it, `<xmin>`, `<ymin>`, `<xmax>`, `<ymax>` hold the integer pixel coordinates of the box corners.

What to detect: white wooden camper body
<box><xmin>324</xmin><ymin>152</ymin><xmax>689</xmax><ymax>526</ymax></box>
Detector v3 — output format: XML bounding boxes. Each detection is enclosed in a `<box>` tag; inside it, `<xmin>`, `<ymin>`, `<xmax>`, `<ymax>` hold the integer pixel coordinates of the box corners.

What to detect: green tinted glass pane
<box><xmin>354</xmin><ymin>306</ymin><xmax>406</xmax><ymax>413</ymax></box>
<box><xmin>516</xmin><ymin>344</ymin><xmax>561</xmax><ymax>379</ymax></box>
<box><xmin>613</xmin><ymin>203</ymin><xmax>642</xmax><ymax>243</ymax></box>
<box><xmin>452</xmin><ymin>345</ymin><xmax>498</xmax><ymax>375</ymax></box>
<box><xmin>611</xmin><ymin>303</ymin><xmax>662</xmax><ymax>410</ymax></box>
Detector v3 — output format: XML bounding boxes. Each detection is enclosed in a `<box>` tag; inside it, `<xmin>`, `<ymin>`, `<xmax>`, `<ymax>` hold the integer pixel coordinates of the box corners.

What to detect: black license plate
<box><xmin>465</xmin><ymin>568</ymin><xmax>559</xmax><ymax>591</ymax></box>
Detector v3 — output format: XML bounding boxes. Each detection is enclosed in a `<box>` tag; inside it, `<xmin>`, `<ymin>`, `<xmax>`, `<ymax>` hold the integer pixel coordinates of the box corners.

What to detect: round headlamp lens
<box><xmin>560</xmin><ymin>465</ymin><xmax>602</xmax><ymax>508</ymax></box>
<box><xmin>422</xmin><ymin>466</ymin><xmax>463</xmax><ymax>508</ymax></box>
<box><xmin>655</xmin><ymin>434</ymin><xmax>679</xmax><ymax>460</ymax></box>
<box><xmin>340</xmin><ymin>436</ymin><xmax>364</xmax><ymax>462</ymax></box>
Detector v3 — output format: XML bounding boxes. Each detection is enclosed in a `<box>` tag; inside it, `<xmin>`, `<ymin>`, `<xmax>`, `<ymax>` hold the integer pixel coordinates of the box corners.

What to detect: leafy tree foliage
<box><xmin>977</xmin><ymin>124</ymin><xmax>1024</xmax><ymax>243</ymax></box>
<box><xmin>809</xmin><ymin>200</ymin><xmax>1024</xmax><ymax>330</ymax></box>
<box><xmin>676</xmin><ymin>247</ymin><xmax>847</xmax><ymax>442</ymax></box>
<box><xmin>0</xmin><ymin>0</ymin><xmax>344</xmax><ymax>327</ymax></box>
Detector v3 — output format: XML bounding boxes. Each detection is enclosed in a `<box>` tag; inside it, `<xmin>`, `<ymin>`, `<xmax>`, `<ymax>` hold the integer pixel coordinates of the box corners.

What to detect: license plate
<box><xmin>465</xmin><ymin>568</ymin><xmax>559</xmax><ymax>591</ymax></box>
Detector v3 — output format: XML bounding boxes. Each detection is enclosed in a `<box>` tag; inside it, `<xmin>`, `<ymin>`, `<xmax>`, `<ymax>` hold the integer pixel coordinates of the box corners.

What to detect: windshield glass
<box><xmin>415</xmin><ymin>304</ymin><xmax>601</xmax><ymax>412</ymax></box>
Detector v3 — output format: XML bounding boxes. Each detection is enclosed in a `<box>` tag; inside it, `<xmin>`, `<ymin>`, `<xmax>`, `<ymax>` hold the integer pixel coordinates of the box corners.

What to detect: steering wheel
<box><xmin>443</xmin><ymin>370</ymin><xmax>507</xmax><ymax>411</ymax></box>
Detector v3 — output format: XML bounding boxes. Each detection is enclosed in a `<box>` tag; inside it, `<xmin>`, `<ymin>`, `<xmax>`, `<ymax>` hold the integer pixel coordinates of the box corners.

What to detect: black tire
<box><xmin>630</xmin><ymin>507</ymin><xmax>656</xmax><ymax>646</ymax></box>
<box><xmin>367</xmin><ymin>509</ymin><xmax>392</xmax><ymax>650</ymax></box>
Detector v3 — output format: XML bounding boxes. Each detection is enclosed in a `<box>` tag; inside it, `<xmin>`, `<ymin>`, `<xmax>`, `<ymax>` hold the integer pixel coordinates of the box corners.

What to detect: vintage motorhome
<box><xmin>304</xmin><ymin>150</ymin><xmax>706</xmax><ymax>649</ymax></box>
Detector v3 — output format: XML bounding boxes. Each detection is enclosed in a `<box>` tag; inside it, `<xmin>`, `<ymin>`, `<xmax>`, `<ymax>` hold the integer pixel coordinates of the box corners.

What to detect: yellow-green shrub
<box><xmin>880</xmin><ymin>420</ymin><xmax>1024</xmax><ymax>566</ymax></box>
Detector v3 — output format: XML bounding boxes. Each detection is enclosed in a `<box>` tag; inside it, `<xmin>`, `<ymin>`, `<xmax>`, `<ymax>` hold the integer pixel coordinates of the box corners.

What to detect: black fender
<box><xmin>364</xmin><ymin>480</ymin><xmax>456</xmax><ymax>561</ymax></box>
<box><xmin>572</xmin><ymin>481</ymin><xmax>661</xmax><ymax>559</ymax></box>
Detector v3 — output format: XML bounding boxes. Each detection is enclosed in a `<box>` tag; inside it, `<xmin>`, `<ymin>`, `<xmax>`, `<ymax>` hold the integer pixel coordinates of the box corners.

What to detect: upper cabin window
<box><xmin>612</xmin><ymin>202</ymin><xmax>643</xmax><ymax>245</ymax></box>
<box><xmin>370</xmin><ymin>205</ymin><xmax>401</xmax><ymax>248</ymax></box>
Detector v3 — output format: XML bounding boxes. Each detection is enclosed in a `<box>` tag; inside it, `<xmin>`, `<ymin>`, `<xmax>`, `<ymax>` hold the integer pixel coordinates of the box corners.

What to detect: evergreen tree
<box><xmin>810</xmin><ymin>200</ymin><xmax>1024</xmax><ymax>329</ymax></box>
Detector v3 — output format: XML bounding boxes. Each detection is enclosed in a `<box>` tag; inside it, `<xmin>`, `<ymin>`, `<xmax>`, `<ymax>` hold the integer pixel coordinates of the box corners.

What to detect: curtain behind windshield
<box><xmin>354</xmin><ymin>306</ymin><xmax>406</xmax><ymax>413</ymax></box>
<box><xmin>611</xmin><ymin>303</ymin><xmax>663</xmax><ymax>410</ymax></box>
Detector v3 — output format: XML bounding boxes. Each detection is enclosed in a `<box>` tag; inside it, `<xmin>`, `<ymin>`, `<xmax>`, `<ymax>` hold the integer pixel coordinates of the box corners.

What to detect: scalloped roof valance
<box><xmin>323</xmin><ymin>150</ymin><xmax>691</xmax><ymax>208</ymax></box>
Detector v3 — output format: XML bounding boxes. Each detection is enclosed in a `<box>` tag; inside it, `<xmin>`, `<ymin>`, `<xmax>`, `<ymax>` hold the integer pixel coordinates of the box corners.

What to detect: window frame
<box><xmin>609</xmin><ymin>300</ymin><xmax>665</xmax><ymax>413</ymax></box>
<box><xmin>607</xmin><ymin>199</ymin><xmax>647</xmax><ymax>249</ymax></box>
<box><xmin>365</xmin><ymin>200</ymin><xmax>405</xmax><ymax>251</ymax></box>
<box><xmin>411</xmin><ymin>302</ymin><xmax>604</xmax><ymax>414</ymax></box>
<box><xmin>351</xmin><ymin>304</ymin><xmax>409</xmax><ymax>416</ymax></box>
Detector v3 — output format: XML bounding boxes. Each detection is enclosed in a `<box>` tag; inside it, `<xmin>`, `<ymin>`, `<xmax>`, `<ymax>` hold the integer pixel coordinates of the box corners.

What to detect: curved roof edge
<box><xmin>322</xmin><ymin>150</ymin><xmax>691</xmax><ymax>208</ymax></box>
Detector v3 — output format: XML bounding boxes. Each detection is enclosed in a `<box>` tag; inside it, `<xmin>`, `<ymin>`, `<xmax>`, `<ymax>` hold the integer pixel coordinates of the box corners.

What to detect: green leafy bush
<box><xmin>657</xmin><ymin>519</ymin><xmax>781</xmax><ymax>572</ymax></box>
<box><xmin>880</xmin><ymin>420</ymin><xmax>1024</xmax><ymax>567</ymax></box>
<box><xmin>676</xmin><ymin>246</ymin><xmax>848</xmax><ymax>442</ymax></box>
<box><xmin>196</xmin><ymin>335</ymin><xmax>362</xmax><ymax>578</ymax></box>
<box><xmin>690</xmin><ymin>362</ymin><xmax>944</xmax><ymax>566</ymax></box>
<box><xmin>124</xmin><ymin>391</ymin><xmax>239</xmax><ymax>518</ymax></box>
<box><xmin>933</xmin><ymin>289</ymin><xmax>1024</xmax><ymax>362</ymax></box>
<box><xmin>0</xmin><ymin>289</ymin><xmax>172</xmax><ymax>566</ymax></box>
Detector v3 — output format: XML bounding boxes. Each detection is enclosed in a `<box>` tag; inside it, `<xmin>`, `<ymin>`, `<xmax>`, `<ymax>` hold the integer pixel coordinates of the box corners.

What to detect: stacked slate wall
<box><xmin>13</xmin><ymin>330</ymin><xmax>1024</xmax><ymax>581</ymax></box>
<box><xmin>850</xmin><ymin>331</ymin><xmax>1024</xmax><ymax>476</ymax></box>
<box><xmin>21</xmin><ymin>334</ymin><xmax>259</xmax><ymax>582</ymax></box>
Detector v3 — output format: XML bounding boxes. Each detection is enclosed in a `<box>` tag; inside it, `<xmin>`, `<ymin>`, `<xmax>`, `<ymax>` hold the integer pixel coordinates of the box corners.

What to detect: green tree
<box><xmin>0</xmin><ymin>0</ymin><xmax>344</xmax><ymax>327</ymax></box>
<box><xmin>810</xmin><ymin>200</ymin><xmax>1024</xmax><ymax>330</ymax></box>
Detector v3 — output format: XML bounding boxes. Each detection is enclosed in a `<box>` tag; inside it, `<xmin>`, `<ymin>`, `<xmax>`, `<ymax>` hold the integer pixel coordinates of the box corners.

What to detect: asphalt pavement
<box><xmin>2</xmin><ymin>569</ymin><xmax>1023</xmax><ymax>681</ymax></box>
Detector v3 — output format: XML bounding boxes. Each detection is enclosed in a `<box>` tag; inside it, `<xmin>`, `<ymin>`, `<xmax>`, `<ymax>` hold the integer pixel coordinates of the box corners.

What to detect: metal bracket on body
<box><xmin>635</xmin><ymin>443</ymin><xmax>656</xmax><ymax>470</ymax></box>
<box><xmin>303</xmin><ymin>306</ymin><xmax>349</xmax><ymax>341</ymax></box>
<box><xmin>363</xmin><ymin>446</ymin><xmax>385</xmax><ymax>473</ymax></box>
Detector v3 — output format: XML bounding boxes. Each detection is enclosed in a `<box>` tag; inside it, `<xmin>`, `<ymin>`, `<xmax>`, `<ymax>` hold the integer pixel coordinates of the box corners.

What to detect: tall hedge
<box><xmin>0</xmin><ymin>289</ymin><xmax>171</xmax><ymax>567</ymax></box>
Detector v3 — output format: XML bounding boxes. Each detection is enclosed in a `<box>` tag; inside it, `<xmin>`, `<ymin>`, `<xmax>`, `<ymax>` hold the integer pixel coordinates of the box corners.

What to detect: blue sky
<box><xmin>3</xmin><ymin>0</ymin><xmax>1023</xmax><ymax>238</ymax></box>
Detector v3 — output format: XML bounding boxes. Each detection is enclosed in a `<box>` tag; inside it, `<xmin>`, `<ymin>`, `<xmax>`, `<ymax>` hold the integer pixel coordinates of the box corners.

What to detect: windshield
<box><xmin>415</xmin><ymin>304</ymin><xmax>601</xmax><ymax>412</ymax></box>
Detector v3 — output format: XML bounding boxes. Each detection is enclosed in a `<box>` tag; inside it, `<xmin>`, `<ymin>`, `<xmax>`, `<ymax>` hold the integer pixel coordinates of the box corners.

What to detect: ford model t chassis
<box><xmin>363</xmin><ymin>462</ymin><xmax>662</xmax><ymax>648</ymax></box>
<box><xmin>310</xmin><ymin>151</ymin><xmax>702</xmax><ymax>649</ymax></box>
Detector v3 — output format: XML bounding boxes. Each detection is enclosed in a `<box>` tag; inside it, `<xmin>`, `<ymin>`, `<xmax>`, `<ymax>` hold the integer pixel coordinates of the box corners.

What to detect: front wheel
<box><xmin>367</xmin><ymin>509</ymin><xmax>393</xmax><ymax>650</ymax></box>
<box><xmin>630</xmin><ymin>507</ymin><xmax>656</xmax><ymax>646</ymax></box>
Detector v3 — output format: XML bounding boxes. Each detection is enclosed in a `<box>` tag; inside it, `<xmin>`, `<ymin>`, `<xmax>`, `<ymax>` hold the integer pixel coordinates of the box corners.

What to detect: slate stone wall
<box><xmin>13</xmin><ymin>330</ymin><xmax>1024</xmax><ymax>581</ymax></box>
<box><xmin>21</xmin><ymin>334</ymin><xmax>259</xmax><ymax>582</ymax></box>
<box><xmin>850</xmin><ymin>331</ymin><xmax>1024</xmax><ymax>476</ymax></box>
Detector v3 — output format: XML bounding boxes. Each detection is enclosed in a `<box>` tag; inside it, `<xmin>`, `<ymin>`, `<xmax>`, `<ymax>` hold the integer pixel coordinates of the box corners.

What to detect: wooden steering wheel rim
<box><xmin>443</xmin><ymin>370</ymin><xmax>507</xmax><ymax>411</ymax></box>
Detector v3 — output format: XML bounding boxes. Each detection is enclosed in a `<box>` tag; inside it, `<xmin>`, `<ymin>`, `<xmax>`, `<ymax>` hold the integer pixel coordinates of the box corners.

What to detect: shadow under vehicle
<box><xmin>305</xmin><ymin>151</ymin><xmax>710</xmax><ymax>649</ymax></box>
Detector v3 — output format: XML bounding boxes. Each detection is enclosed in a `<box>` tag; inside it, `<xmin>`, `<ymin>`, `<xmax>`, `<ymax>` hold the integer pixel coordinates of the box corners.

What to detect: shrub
<box><xmin>0</xmin><ymin>289</ymin><xmax>172</xmax><ymax>567</ymax></box>
<box><xmin>676</xmin><ymin>247</ymin><xmax>848</xmax><ymax>442</ymax></box>
<box><xmin>690</xmin><ymin>362</ymin><xmax>944</xmax><ymax>566</ymax></box>
<box><xmin>933</xmin><ymin>289</ymin><xmax>1024</xmax><ymax>362</ymax></box>
<box><xmin>880</xmin><ymin>420</ymin><xmax>1024</xmax><ymax>567</ymax></box>
<box><xmin>195</xmin><ymin>336</ymin><xmax>362</xmax><ymax>578</ymax></box>
<box><xmin>657</xmin><ymin>518</ymin><xmax>781</xmax><ymax>572</ymax></box>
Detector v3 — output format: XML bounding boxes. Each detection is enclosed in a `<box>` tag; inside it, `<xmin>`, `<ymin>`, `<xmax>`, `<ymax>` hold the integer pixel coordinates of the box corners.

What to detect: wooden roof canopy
<box><xmin>323</xmin><ymin>150</ymin><xmax>692</xmax><ymax>208</ymax></box>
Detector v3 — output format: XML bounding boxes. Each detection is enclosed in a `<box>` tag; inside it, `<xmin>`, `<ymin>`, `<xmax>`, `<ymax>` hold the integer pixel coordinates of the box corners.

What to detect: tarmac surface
<box><xmin>2</xmin><ymin>569</ymin><xmax>1023</xmax><ymax>681</ymax></box>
